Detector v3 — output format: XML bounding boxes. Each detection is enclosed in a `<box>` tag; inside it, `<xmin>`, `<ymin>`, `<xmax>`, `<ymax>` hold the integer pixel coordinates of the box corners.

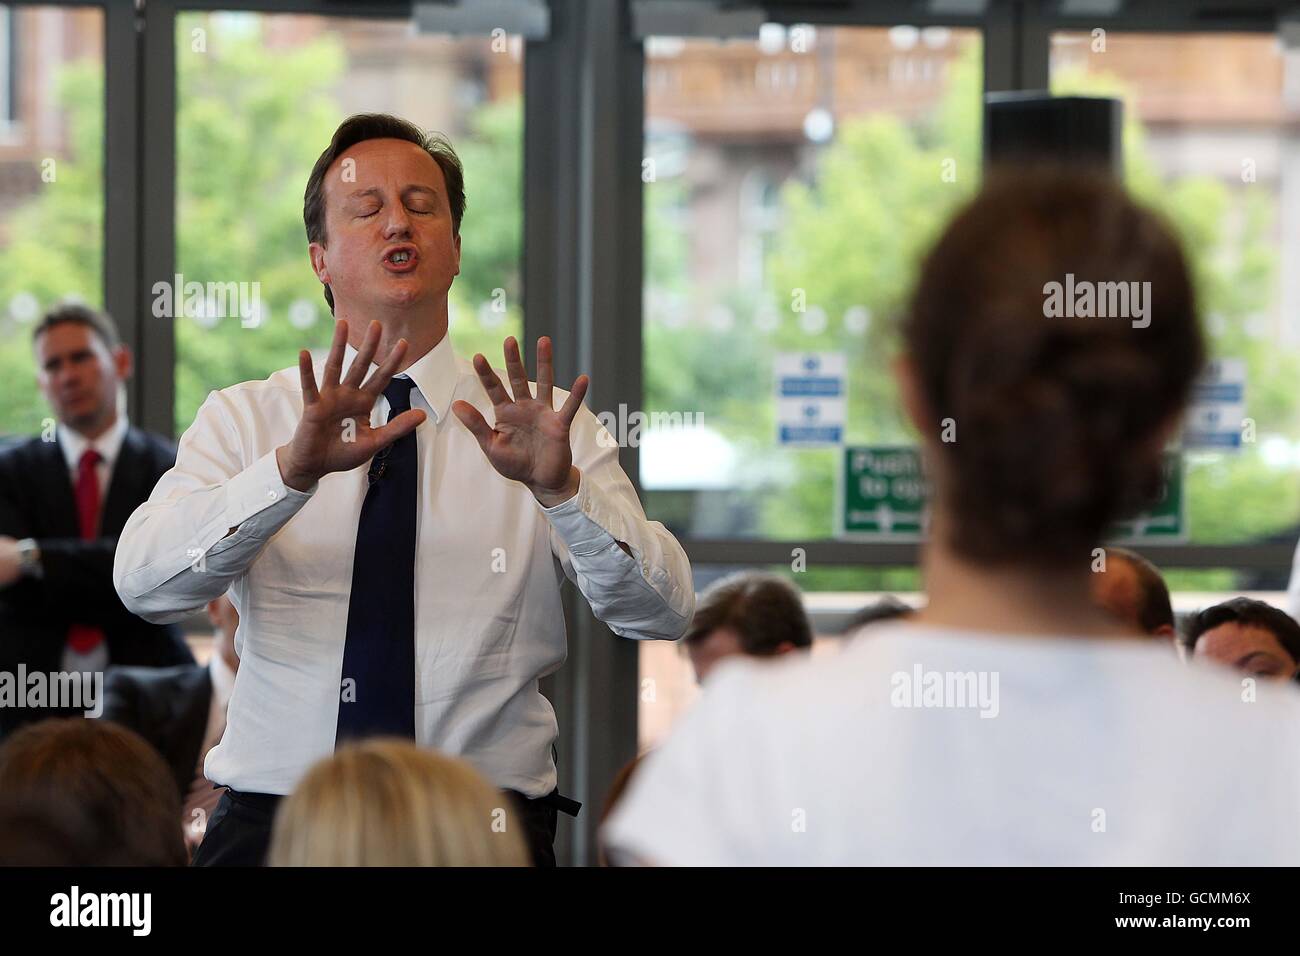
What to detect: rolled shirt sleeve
<box><xmin>113</xmin><ymin>389</ymin><xmax>313</xmax><ymax>625</ymax></box>
<box><xmin>542</xmin><ymin>406</ymin><xmax>695</xmax><ymax>642</ymax></box>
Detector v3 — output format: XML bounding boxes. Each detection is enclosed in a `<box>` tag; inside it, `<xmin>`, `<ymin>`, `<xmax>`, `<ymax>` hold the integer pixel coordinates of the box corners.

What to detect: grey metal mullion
<box><xmin>135</xmin><ymin>0</ymin><xmax>176</xmax><ymax>439</ymax></box>
<box><xmin>523</xmin><ymin>0</ymin><xmax>583</xmax><ymax>868</ymax></box>
<box><xmin>103</xmin><ymin>0</ymin><xmax>143</xmax><ymax>417</ymax></box>
<box><xmin>679</xmin><ymin>538</ymin><xmax>1297</xmax><ymax>571</ymax></box>
<box><xmin>523</xmin><ymin>0</ymin><xmax>644</xmax><ymax>867</ymax></box>
<box><xmin>171</xmin><ymin>0</ymin><xmax>412</xmax><ymax>15</ymax></box>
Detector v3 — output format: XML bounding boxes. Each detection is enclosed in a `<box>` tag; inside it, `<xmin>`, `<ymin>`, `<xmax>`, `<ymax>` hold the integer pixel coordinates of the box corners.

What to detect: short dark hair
<box><xmin>1183</xmin><ymin>597</ymin><xmax>1300</xmax><ymax>664</ymax></box>
<box><xmin>0</xmin><ymin>718</ymin><xmax>186</xmax><ymax>866</ymax></box>
<box><xmin>685</xmin><ymin>572</ymin><xmax>813</xmax><ymax>655</ymax></box>
<box><xmin>31</xmin><ymin>302</ymin><xmax>120</xmax><ymax>351</ymax></box>
<box><xmin>842</xmin><ymin>596</ymin><xmax>915</xmax><ymax>634</ymax></box>
<box><xmin>303</xmin><ymin>113</ymin><xmax>466</xmax><ymax>313</ymax></box>
<box><xmin>903</xmin><ymin>166</ymin><xmax>1204</xmax><ymax>566</ymax></box>
<box><xmin>1105</xmin><ymin>547</ymin><xmax>1174</xmax><ymax>633</ymax></box>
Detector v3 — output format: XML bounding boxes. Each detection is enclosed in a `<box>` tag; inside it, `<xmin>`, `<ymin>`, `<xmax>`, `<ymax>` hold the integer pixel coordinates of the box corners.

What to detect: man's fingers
<box><xmin>558</xmin><ymin>374</ymin><xmax>590</xmax><ymax>428</ymax></box>
<box><xmin>472</xmin><ymin>353</ymin><xmax>513</xmax><ymax>408</ymax></box>
<box><xmin>371</xmin><ymin>408</ymin><xmax>426</xmax><ymax>449</ymax></box>
<box><xmin>298</xmin><ymin>350</ymin><xmax>320</xmax><ymax>405</ymax></box>
<box><xmin>451</xmin><ymin>399</ymin><xmax>494</xmax><ymax>448</ymax></box>
<box><xmin>503</xmin><ymin>336</ymin><xmax>532</xmax><ymax>402</ymax></box>
<box><xmin>362</xmin><ymin>337</ymin><xmax>409</xmax><ymax>396</ymax></box>
<box><xmin>536</xmin><ymin>336</ymin><xmax>554</xmax><ymax>409</ymax></box>
<box><xmin>344</xmin><ymin>320</ymin><xmax>382</xmax><ymax>388</ymax></box>
<box><xmin>321</xmin><ymin>318</ymin><xmax>348</xmax><ymax>390</ymax></box>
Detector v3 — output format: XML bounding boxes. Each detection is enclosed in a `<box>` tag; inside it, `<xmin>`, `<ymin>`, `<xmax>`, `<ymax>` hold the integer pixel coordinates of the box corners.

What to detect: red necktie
<box><xmin>67</xmin><ymin>448</ymin><xmax>106</xmax><ymax>654</ymax></box>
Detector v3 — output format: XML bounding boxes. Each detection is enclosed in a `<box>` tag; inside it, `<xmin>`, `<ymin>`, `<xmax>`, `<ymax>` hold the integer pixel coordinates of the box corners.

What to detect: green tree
<box><xmin>0</xmin><ymin>15</ymin><xmax>522</xmax><ymax>438</ymax></box>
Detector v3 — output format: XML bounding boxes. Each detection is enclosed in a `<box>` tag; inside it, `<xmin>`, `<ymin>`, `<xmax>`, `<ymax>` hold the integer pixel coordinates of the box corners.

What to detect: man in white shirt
<box><xmin>113</xmin><ymin>114</ymin><xmax>694</xmax><ymax>866</ymax></box>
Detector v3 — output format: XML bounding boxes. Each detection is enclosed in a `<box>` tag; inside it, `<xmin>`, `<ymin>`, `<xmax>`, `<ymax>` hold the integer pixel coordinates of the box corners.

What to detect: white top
<box><xmin>602</xmin><ymin>621</ymin><xmax>1300</xmax><ymax>865</ymax></box>
<box><xmin>112</xmin><ymin>335</ymin><xmax>693</xmax><ymax>797</ymax></box>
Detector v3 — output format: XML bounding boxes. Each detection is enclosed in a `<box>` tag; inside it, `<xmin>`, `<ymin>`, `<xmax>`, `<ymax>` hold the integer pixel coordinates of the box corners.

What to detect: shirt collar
<box><xmin>58</xmin><ymin>414</ymin><xmax>129</xmax><ymax>473</ymax></box>
<box><xmin>341</xmin><ymin>333</ymin><xmax>459</xmax><ymax>424</ymax></box>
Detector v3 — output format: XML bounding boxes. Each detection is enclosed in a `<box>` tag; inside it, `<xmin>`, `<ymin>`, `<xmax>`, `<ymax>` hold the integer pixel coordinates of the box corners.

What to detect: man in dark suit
<box><xmin>0</xmin><ymin>303</ymin><xmax>193</xmax><ymax>738</ymax></box>
<box><xmin>102</xmin><ymin>594</ymin><xmax>238</xmax><ymax>855</ymax></box>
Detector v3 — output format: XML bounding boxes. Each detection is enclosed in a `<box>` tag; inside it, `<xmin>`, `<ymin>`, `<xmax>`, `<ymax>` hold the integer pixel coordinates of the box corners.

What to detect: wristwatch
<box><xmin>15</xmin><ymin>538</ymin><xmax>42</xmax><ymax>579</ymax></box>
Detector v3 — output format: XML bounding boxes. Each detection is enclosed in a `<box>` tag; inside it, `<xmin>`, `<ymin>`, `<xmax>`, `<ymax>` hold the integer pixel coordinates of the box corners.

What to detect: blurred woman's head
<box><xmin>899</xmin><ymin>167</ymin><xmax>1204</xmax><ymax>568</ymax></box>
<box><xmin>268</xmin><ymin>739</ymin><xmax>530</xmax><ymax>866</ymax></box>
<box><xmin>0</xmin><ymin>718</ymin><xmax>186</xmax><ymax>866</ymax></box>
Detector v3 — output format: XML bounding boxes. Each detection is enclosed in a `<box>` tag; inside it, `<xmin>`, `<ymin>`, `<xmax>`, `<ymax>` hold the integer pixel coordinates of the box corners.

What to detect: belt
<box><xmin>223</xmin><ymin>785</ymin><xmax>581</xmax><ymax>818</ymax></box>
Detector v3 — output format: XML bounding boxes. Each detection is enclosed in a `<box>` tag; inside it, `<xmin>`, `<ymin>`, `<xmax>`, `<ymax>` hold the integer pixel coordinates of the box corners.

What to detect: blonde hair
<box><xmin>268</xmin><ymin>740</ymin><xmax>531</xmax><ymax>867</ymax></box>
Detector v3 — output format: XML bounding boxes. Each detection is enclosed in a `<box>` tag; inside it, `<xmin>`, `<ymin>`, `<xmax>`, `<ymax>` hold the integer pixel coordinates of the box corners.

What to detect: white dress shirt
<box><xmin>113</xmin><ymin>335</ymin><xmax>693</xmax><ymax>797</ymax></box>
<box><xmin>603</xmin><ymin>621</ymin><xmax>1300</xmax><ymax>865</ymax></box>
<box><xmin>57</xmin><ymin>413</ymin><xmax>129</xmax><ymax>496</ymax></box>
<box><xmin>184</xmin><ymin>649</ymin><xmax>236</xmax><ymax>846</ymax></box>
<box><xmin>57</xmin><ymin>414</ymin><xmax>129</xmax><ymax>673</ymax></box>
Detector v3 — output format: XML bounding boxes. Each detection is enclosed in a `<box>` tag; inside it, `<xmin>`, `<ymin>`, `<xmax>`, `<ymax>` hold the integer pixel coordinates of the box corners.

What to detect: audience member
<box><xmin>1091</xmin><ymin>546</ymin><xmax>1176</xmax><ymax>640</ymax></box>
<box><xmin>101</xmin><ymin>593</ymin><xmax>240</xmax><ymax>853</ymax></box>
<box><xmin>0</xmin><ymin>304</ymin><xmax>192</xmax><ymax>738</ymax></box>
<box><xmin>683</xmin><ymin>571</ymin><xmax>812</xmax><ymax>682</ymax></box>
<box><xmin>842</xmin><ymin>595</ymin><xmax>915</xmax><ymax>635</ymax></box>
<box><xmin>0</xmin><ymin>717</ymin><xmax>186</xmax><ymax>865</ymax></box>
<box><xmin>604</xmin><ymin>167</ymin><xmax>1300</xmax><ymax>865</ymax></box>
<box><xmin>1183</xmin><ymin>597</ymin><xmax>1300</xmax><ymax>680</ymax></box>
<box><xmin>0</xmin><ymin>793</ymin><xmax>100</xmax><ymax>866</ymax></box>
<box><xmin>267</xmin><ymin>739</ymin><xmax>530</xmax><ymax>867</ymax></box>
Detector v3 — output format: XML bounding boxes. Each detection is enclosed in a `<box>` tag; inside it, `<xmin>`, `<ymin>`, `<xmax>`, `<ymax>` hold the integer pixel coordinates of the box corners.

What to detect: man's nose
<box><xmin>382</xmin><ymin>203</ymin><xmax>413</xmax><ymax>239</ymax></box>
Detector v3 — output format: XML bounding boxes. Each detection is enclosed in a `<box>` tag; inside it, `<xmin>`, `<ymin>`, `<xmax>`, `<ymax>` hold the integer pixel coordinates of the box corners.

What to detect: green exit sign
<box><xmin>838</xmin><ymin>446</ymin><xmax>1184</xmax><ymax>543</ymax></box>
<box><xmin>838</xmin><ymin>446</ymin><xmax>930</xmax><ymax>540</ymax></box>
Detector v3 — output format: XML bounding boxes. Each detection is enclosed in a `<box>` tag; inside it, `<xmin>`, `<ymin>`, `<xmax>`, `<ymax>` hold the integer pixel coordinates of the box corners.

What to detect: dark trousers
<box><xmin>191</xmin><ymin>786</ymin><xmax>560</xmax><ymax>867</ymax></box>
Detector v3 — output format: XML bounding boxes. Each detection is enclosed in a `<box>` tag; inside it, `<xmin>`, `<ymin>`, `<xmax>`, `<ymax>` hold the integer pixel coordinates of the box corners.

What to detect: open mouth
<box><xmin>383</xmin><ymin>245</ymin><xmax>419</xmax><ymax>273</ymax></box>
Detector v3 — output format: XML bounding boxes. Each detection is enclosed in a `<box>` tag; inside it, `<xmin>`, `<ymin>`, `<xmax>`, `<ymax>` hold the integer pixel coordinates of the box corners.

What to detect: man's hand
<box><xmin>275</xmin><ymin>318</ymin><xmax>426</xmax><ymax>493</ymax></box>
<box><xmin>0</xmin><ymin>536</ymin><xmax>21</xmax><ymax>588</ymax></box>
<box><xmin>453</xmin><ymin>336</ymin><xmax>589</xmax><ymax>508</ymax></box>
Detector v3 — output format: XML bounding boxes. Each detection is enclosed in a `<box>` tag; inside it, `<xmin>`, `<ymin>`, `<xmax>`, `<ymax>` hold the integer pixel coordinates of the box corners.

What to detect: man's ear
<box><xmin>893</xmin><ymin>353</ymin><xmax>937</xmax><ymax>442</ymax></box>
<box><xmin>309</xmin><ymin>241</ymin><xmax>330</xmax><ymax>285</ymax></box>
<box><xmin>113</xmin><ymin>345</ymin><xmax>133</xmax><ymax>382</ymax></box>
<box><xmin>452</xmin><ymin>232</ymin><xmax>461</xmax><ymax>278</ymax></box>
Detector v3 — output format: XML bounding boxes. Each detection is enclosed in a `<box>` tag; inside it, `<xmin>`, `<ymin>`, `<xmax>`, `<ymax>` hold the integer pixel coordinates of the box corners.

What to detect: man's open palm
<box><xmin>452</xmin><ymin>336</ymin><xmax>589</xmax><ymax>502</ymax></box>
<box><xmin>278</xmin><ymin>318</ymin><xmax>426</xmax><ymax>491</ymax></box>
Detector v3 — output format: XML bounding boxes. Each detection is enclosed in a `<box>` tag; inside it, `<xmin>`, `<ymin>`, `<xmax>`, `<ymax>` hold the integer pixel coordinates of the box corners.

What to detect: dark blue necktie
<box><xmin>336</xmin><ymin>376</ymin><xmax>418</xmax><ymax>743</ymax></box>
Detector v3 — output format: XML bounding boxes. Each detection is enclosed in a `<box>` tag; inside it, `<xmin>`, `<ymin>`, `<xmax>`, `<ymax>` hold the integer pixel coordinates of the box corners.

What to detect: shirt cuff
<box><xmin>539</xmin><ymin>471</ymin><xmax>631</xmax><ymax>557</ymax></box>
<box><xmin>221</xmin><ymin>449</ymin><xmax>315</xmax><ymax>538</ymax></box>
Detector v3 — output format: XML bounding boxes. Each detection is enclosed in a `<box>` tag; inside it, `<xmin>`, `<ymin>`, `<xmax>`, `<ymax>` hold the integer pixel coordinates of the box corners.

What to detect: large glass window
<box><xmin>0</xmin><ymin>4</ymin><xmax>104</xmax><ymax>438</ymax></box>
<box><xmin>174</xmin><ymin>12</ymin><xmax>523</xmax><ymax>435</ymax></box>
<box><xmin>1051</xmin><ymin>30</ymin><xmax>1300</xmax><ymax>591</ymax></box>
<box><xmin>639</xmin><ymin>22</ymin><xmax>982</xmax><ymax>742</ymax></box>
<box><xmin>641</xmin><ymin>24</ymin><xmax>983</xmax><ymax>547</ymax></box>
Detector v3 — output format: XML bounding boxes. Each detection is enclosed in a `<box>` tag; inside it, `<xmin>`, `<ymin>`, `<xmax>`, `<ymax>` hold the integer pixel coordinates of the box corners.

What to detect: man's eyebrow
<box><xmin>343</xmin><ymin>185</ymin><xmax>439</xmax><ymax>201</ymax></box>
<box><xmin>1235</xmin><ymin>650</ymin><xmax>1278</xmax><ymax>669</ymax></box>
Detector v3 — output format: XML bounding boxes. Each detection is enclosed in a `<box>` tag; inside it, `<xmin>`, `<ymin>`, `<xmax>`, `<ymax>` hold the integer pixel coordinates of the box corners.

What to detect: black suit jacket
<box><xmin>0</xmin><ymin>426</ymin><xmax>195</xmax><ymax>735</ymax></box>
<box><xmin>101</xmin><ymin>664</ymin><xmax>213</xmax><ymax>799</ymax></box>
